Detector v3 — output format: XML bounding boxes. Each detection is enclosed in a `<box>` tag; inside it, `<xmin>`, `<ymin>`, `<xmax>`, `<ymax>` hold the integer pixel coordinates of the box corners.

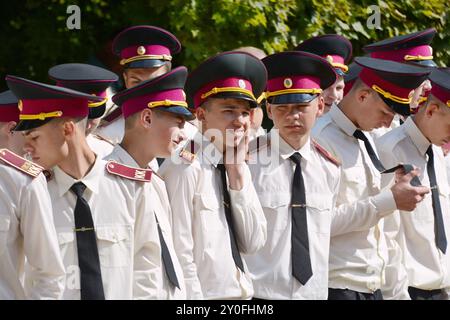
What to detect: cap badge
<box><xmin>326</xmin><ymin>55</ymin><xmax>334</xmax><ymax>64</ymax></box>
<box><xmin>238</xmin><ymin>79</ymin><xmax>246</xmax><ymax>89</ymax></box>
<box><xmin>137</xmin><ymin>46</ymin><xmax>146</xmax><ymax>56</ymax></box>
<box><xmin>284</xmin><ymin>78</ymin><xmax>293</xmax><ymax>89</ymax></box>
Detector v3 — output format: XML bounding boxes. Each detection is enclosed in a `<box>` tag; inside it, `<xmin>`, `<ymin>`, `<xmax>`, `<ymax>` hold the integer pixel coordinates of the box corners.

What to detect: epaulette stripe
<box><xmin>312</xmin><ymin>140</ymin><xmax>341</xmax><ymax>167</ymax></box>
<box><xmin>105</xmin><ymin>160</ymin><xmax>152</xmax><ymax>182</ymax></box>
<box><xmin>0</xmin><ymin>148</ymin><xmax>43</xmax><ymax>178</ymax></box>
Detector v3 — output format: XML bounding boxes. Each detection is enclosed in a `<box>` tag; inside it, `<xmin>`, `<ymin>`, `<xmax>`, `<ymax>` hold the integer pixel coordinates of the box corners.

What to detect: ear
<box><xmin>140</xmin><ymin>109</ymin><xmax>153</xmax><ymax>128</ymax></box>
<box><xmin>316</xmin><ymin>96</ymin><xmax>325</xmax><ymax>117</ymax></box>
<box><xmin>196</xmin><ymin>107</ymin><xmax>207</xmax><ymax>122</ymax></box>
<box><xmin>266</xmin><ymin>103</ymin><xmax>274</xmax><ymax>120</ymax></box>
<box><xmin>5</xmin><ymin>121</ymin><xmax>17</xmax><ymax>135</ymax></box>
<box><xmin>425</xmin><ymin>101</ymin><xmax>440</xmax><ymax>118</ymax></box>
<box><xmin>62</xmin><ymin>120</ymin><xmax>76</xmax><ymax>138</ymax></box>
<box><xmin>356</xmin><ymin>88</ymin><xmax>371</xmax><ymax>104</ymax></box>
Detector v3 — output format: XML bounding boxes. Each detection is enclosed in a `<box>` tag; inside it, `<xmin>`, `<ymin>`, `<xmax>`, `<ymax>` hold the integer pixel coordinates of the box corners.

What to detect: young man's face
<box><xmin>149</xmin><ymin>110</ymin><xmax>186</xmax><ymax>157</ymax></box>
<box><xmin>123</xmin><ymin>65</ymin><xmax>169</xmax><ymax>88</ymax></box>
<box><xmin>0</xmin><ymin>121</ymin><xmax>26</xmax><ymax>156</ymax></box>
<box><xmin>425</xmin><ymin>99</ymin><xmax>450</xmax><ymax>146</ymax></box>
<box><xmin>197</xmin><ymin>98</ymin><xmax>251</xmax><ymax>149</ymax></box>
<box><xmin>322</xmin><ymin>77</ymin><xmax>345</xmax><ymax>113</ymax></box>
<box><xmin>22</xmin><ymin>120</ymin><xmax>68</xmax><ymax>169</ymax></box>
<box><xmin>354</xmin><ymin>87</ymin><xmax>396</xmax><ymax>131</ymax></box>
<box><xmin>267</xmin><ymin>96</ymin><xmax>324</xmax><ymax>144</ymax></box>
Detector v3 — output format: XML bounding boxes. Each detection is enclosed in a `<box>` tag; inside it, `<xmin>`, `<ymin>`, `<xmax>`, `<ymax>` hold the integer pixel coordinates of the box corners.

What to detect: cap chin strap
<box><xmin>19</xmin><ymin>111</ymin><xmax>63</xmax><ymax>120</ymax></box>
<box><xmin>120</xmin><ymin>54</ymin><xmax>172</xmax><ymax>66</ymax></box>
<box><xmin>372</xmin><ymin>85</ymin><xmax>411</xmax><ymax>104</ymax></box>
<box><xmin>88</xmin><ymin>97</ymin><xmax>108</xmax><ymax>108</ymax></box>
<box><xmin>404</xmin><ymin>54</ymin><xmax>433</xmax><ymax>61</ymax></box>
<box><xmin>200</xmin><ymin>87</ymin><xmax>256</xmax><ymax>100</ymax></box>
<box><xmin>147</xmin><ymin>100</ymin><xmax>188</xmax><ymax>108</ymax></box>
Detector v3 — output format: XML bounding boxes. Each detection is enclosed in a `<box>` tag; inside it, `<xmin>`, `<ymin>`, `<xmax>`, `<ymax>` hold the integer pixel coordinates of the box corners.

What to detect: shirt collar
<box><xmin>404</xmin><ymin>116</ymin><xmax>431</xmax><ymax>156</ymax></box>
<box><xmin>110</xmin><ymin>144</ymin><xmax>140</xmax><ymax>167</ymax></box>
<box><xmin>271</xmin><ymin>129</ymin><xmax>312</xmax><ymax>162</ymax></box>
<box><xmin>329</xmin><ymin>103</ymin><xmax>358</xmax><ymax>137</ymax></box>
<box><xmin>53</xmin><ymin>157</ymin><xmax>102</xmax><ymax>198</ymax></box>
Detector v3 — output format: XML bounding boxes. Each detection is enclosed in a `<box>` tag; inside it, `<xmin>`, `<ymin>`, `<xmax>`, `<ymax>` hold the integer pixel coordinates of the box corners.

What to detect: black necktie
<box><xmin>154</xmin><ymin>213</ymin><xmax>180</xmax><ymax>289</ymax></box>
<box><xmin>70</xmin><ymin>182</ymin><xmax>105</xmax><ymax>300</ymax></box>
<box><xmin>426</xmin><ymin>146</ymin><xmax>447</xmax><ymax>254</ymax></box>
<box><xmin>289</xmin><ymin>152</ymin><xmax>313</xmax><ymax>285</ymax></box>
<box><xmin>353</xmin><ymin>129</ymin><xmax>386</xmax><ymax>172</ymax></box>
<box><xmin>216</xmin><ymin>163</ymin><xmax>245</xmax><ymax>272</ymax></box>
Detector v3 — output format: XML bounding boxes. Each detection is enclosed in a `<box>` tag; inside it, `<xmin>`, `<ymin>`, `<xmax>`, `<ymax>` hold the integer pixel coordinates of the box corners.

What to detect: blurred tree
<box><xmin>0</xmin><ymin>0</ymin><xmax>448</xmax><ymax>92</ymax></box>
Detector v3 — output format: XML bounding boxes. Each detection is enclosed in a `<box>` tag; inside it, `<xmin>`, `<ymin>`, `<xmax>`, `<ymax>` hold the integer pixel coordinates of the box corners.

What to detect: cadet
<box><xmin>0</xmin><ymin>90</ymin><xmax>65</xmax><ymax>299</ymax></box>
<box><xmin>159</xmin><ymin>51</ymin><xmax>267</xmax><ymax>299</ymax></box>
<box><xmin>311</xmin><ymin>57</ymin><xmax>431</xmax><ymax>300</ymax></box>
<box><xmin>244</xmin><ymin>51</ymin><xmax>341</xmax><ymax>299</ymax></box>
<box><xmin>108</xmin><ymin>67</ymin><xmax>194</xmax><ymax>299</ymax></box>
<box><xmin>96</xmin><ymin>25</ymin><xmax>181</xmax><ymax>146</ymax></box>
<box><xmin>7</xmin><ymin>75</ymin><xmax>152</xmax><ymax>300</ymax></box>
<box><xmin>363</xmin><ymin>28</ymin><xmax>437</xmax><ymax>111</ymax></box>
<box><xmin>48</xmin><ymin>63</ymin><xmax>118</xmax><ymax>158</ymax></box>
<box><xmin>295</xmin><ymin>34</ymin><xmax>352</xmax><ymax>114</ymax></box>
<box><xmin>376</xmin><ymin>69</ymin><xmax>450</xmax><ymax>300</ymax></box>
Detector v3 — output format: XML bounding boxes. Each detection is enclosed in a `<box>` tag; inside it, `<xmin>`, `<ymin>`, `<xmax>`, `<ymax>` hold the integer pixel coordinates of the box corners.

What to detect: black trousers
<box><xmin>408</xmin><ymin>287</ymin><xmax>446</xmax><ymax>300</ymax></box>
<box><xmin>328</xmin><ymin>288</ymin><xmax>383</xmax><ymax>300</ymax></box>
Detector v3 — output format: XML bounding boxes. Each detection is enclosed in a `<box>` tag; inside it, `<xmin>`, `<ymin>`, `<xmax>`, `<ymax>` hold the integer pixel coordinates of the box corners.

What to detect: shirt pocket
<box><xmin>194</xmin><ymin>193</ymin><xmax>224</xmax><ymax>232</ymax></box>
<box><xmin>342</xmin><ymin>166</ymin><xmax>365</xmax><ymax>201</ymax></box>
<box><xmin>0</xmin><ymin>215</ymin><xmax>10</xmax><ymax>256</ymax></box>
<box><xmin>96</xmin><ymin>225</ymin><xmax>132</xmax><ymax>268</ymax></box>
<box><xmin>306</xmin><ymin>193</ymin><xmax>332</xmax><ymax>234</ymax></box>
<box><xmin>258</xmin><ymin>192</ymin><xmax>291</xmax><ymax>231</ymax></box>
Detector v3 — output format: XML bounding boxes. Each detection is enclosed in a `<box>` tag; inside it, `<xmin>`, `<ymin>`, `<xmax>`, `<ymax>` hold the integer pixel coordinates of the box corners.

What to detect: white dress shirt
<box><xmin>106</xmin><ymin>145</ymin><xmax>186</xmax><ymax>299</ymax></box>
<box><xmin>0</xmin><ymin>164</ymin><xmax>65</xmax><ymax>300</ymax></box>
<box><xmin>87</xmin><ymin>134</ymin><xmax>114</xmax><ymax>159</ymax></box>
<box><xmin>94</xmin><ymin>115</ymin><xmax>125</xmax><ymax>145</ymax></box>
<box><xmin>376</xmin><ymin>117</ymin><xmax>450</xmax><ymax>293</ymax></box>
<box><xmin>159</xmin><ymin>133</ymin><xmax>267</xmax><ymax>300</ymax></box>
<box><xmin>43</xmin><ymin>157</ymin><xmax>145</xmax><ymax>300</ymax></box>
<box><xmin>245</xmin><ymin>130</ymin><xmax>340</xmax><ymax>299</ymax></box>
<box><xmin>312</xmin><ymin>104</ymin><xmax>398</xmax><ymax>294</ymax></box>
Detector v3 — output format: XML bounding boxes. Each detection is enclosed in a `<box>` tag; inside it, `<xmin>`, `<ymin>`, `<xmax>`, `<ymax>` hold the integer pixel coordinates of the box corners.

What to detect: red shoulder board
<box><xmin>312</xmin><ymin>140</ymin><xmax>341</xmax><ymax>167</ymax></box>
<box><xmin>0</xmin><ymin>149</ymin><xmax>43</xmax><ymax>178</ymax></box>
<box><xmin>105</xmin><ymin>161</ymin><xmax>152</xmax><ymax>182</ymax></box>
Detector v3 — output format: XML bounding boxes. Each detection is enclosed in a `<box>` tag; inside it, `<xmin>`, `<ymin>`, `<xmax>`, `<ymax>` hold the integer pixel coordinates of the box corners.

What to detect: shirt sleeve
<box><xmin>160</xmin><ymin>160</ymin><xmax>204</xmax><ymax>300</ymax></box>
<box><xmin>21</xmin><ymin>174</ymin><xmax>65</xmax><ymax>300</ymax></box>
<box><xmin>228</xmin><ymin>164</ymin><xmax>267</xmax><ymax>254</ymax></box>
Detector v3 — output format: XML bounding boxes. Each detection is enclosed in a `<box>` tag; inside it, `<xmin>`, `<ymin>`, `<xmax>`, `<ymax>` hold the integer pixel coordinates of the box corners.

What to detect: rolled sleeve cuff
<box><xmin>371</xmin><ymin>189</ymin><xmax>397</xmax><ymax>217</ymax></box>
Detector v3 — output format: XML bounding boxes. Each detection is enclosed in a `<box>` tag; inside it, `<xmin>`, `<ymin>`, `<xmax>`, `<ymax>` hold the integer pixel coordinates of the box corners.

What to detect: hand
<box><xmin>391</xmin><ymin>168</ymin><xmax>430</xmax><ymax>211</ymax></box>
<box><xmin>223</xmin><ymin>129</ymin><xmax>250</xmax><ymax>191</ymax></box>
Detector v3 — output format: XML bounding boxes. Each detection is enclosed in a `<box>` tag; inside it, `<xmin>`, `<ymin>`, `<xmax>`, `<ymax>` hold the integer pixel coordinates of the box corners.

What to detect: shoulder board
<box><xmin>312</xmin><ymin>140</ymin><xmax>341</xmax><ymax>167</ymax></box>
<box><xmin>248</xmin><ymin>134</ymin><xmax>270</xmax><ymax>154</ymax></box>
<box><xmin>91</xmin><ymin>134</ymin><xmax>115</xmax><ymax>146</ymax></box>
<box><xmin>179</xmin><ymin>140</ymin><xmax>198</xmax><ymax>163</ymax></box>
<box><xmin>105</xmin><ymin>160</ymin><xmax>152</xmax><ymax>182</ymax></box>
<box><xmin>0</xmin><ymin>149</ymin><xmax>43</xmax><ymax>178</ymax></box>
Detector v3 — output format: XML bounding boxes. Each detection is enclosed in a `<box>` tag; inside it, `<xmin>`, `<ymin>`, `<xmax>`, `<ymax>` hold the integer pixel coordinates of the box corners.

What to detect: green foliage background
<box><xmin>0</xmin><ymin>0</ymin><xmax>448</xmax><ymax>91</ymax></box>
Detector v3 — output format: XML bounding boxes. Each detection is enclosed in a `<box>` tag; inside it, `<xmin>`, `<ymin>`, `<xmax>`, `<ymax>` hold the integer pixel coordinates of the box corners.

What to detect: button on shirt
<box><xmin>245</xmin><ymin>130</ymin><xmax>340</xmax><ymax>299</ymax></box>
<box><xmin>42</xmin><ymin>157</ymin><xmax>143</xmax><ymax>300</ymax></box>
<box><xmin>106</xmin><ymin>145</ymin><xmax>186</xmax><ymax>299</ymax></box>
<box><xmin>376</xmin><ymin>117</ymin><xmax>450</xmax><ymax>292</ymax></box>
<box><xmin>159</xmin><ymin>133</ymin><xmax>267</xmax><ymax>300</ymax></box>
<box><xmin>312</xmin><ymin>104</ymin><xmax>398</xmax><ymax>293</ymax></box>
<box><xmin>0</xmin><ymin>165</ymin><xmax>65</xmax><ymax>299</ymax></box>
